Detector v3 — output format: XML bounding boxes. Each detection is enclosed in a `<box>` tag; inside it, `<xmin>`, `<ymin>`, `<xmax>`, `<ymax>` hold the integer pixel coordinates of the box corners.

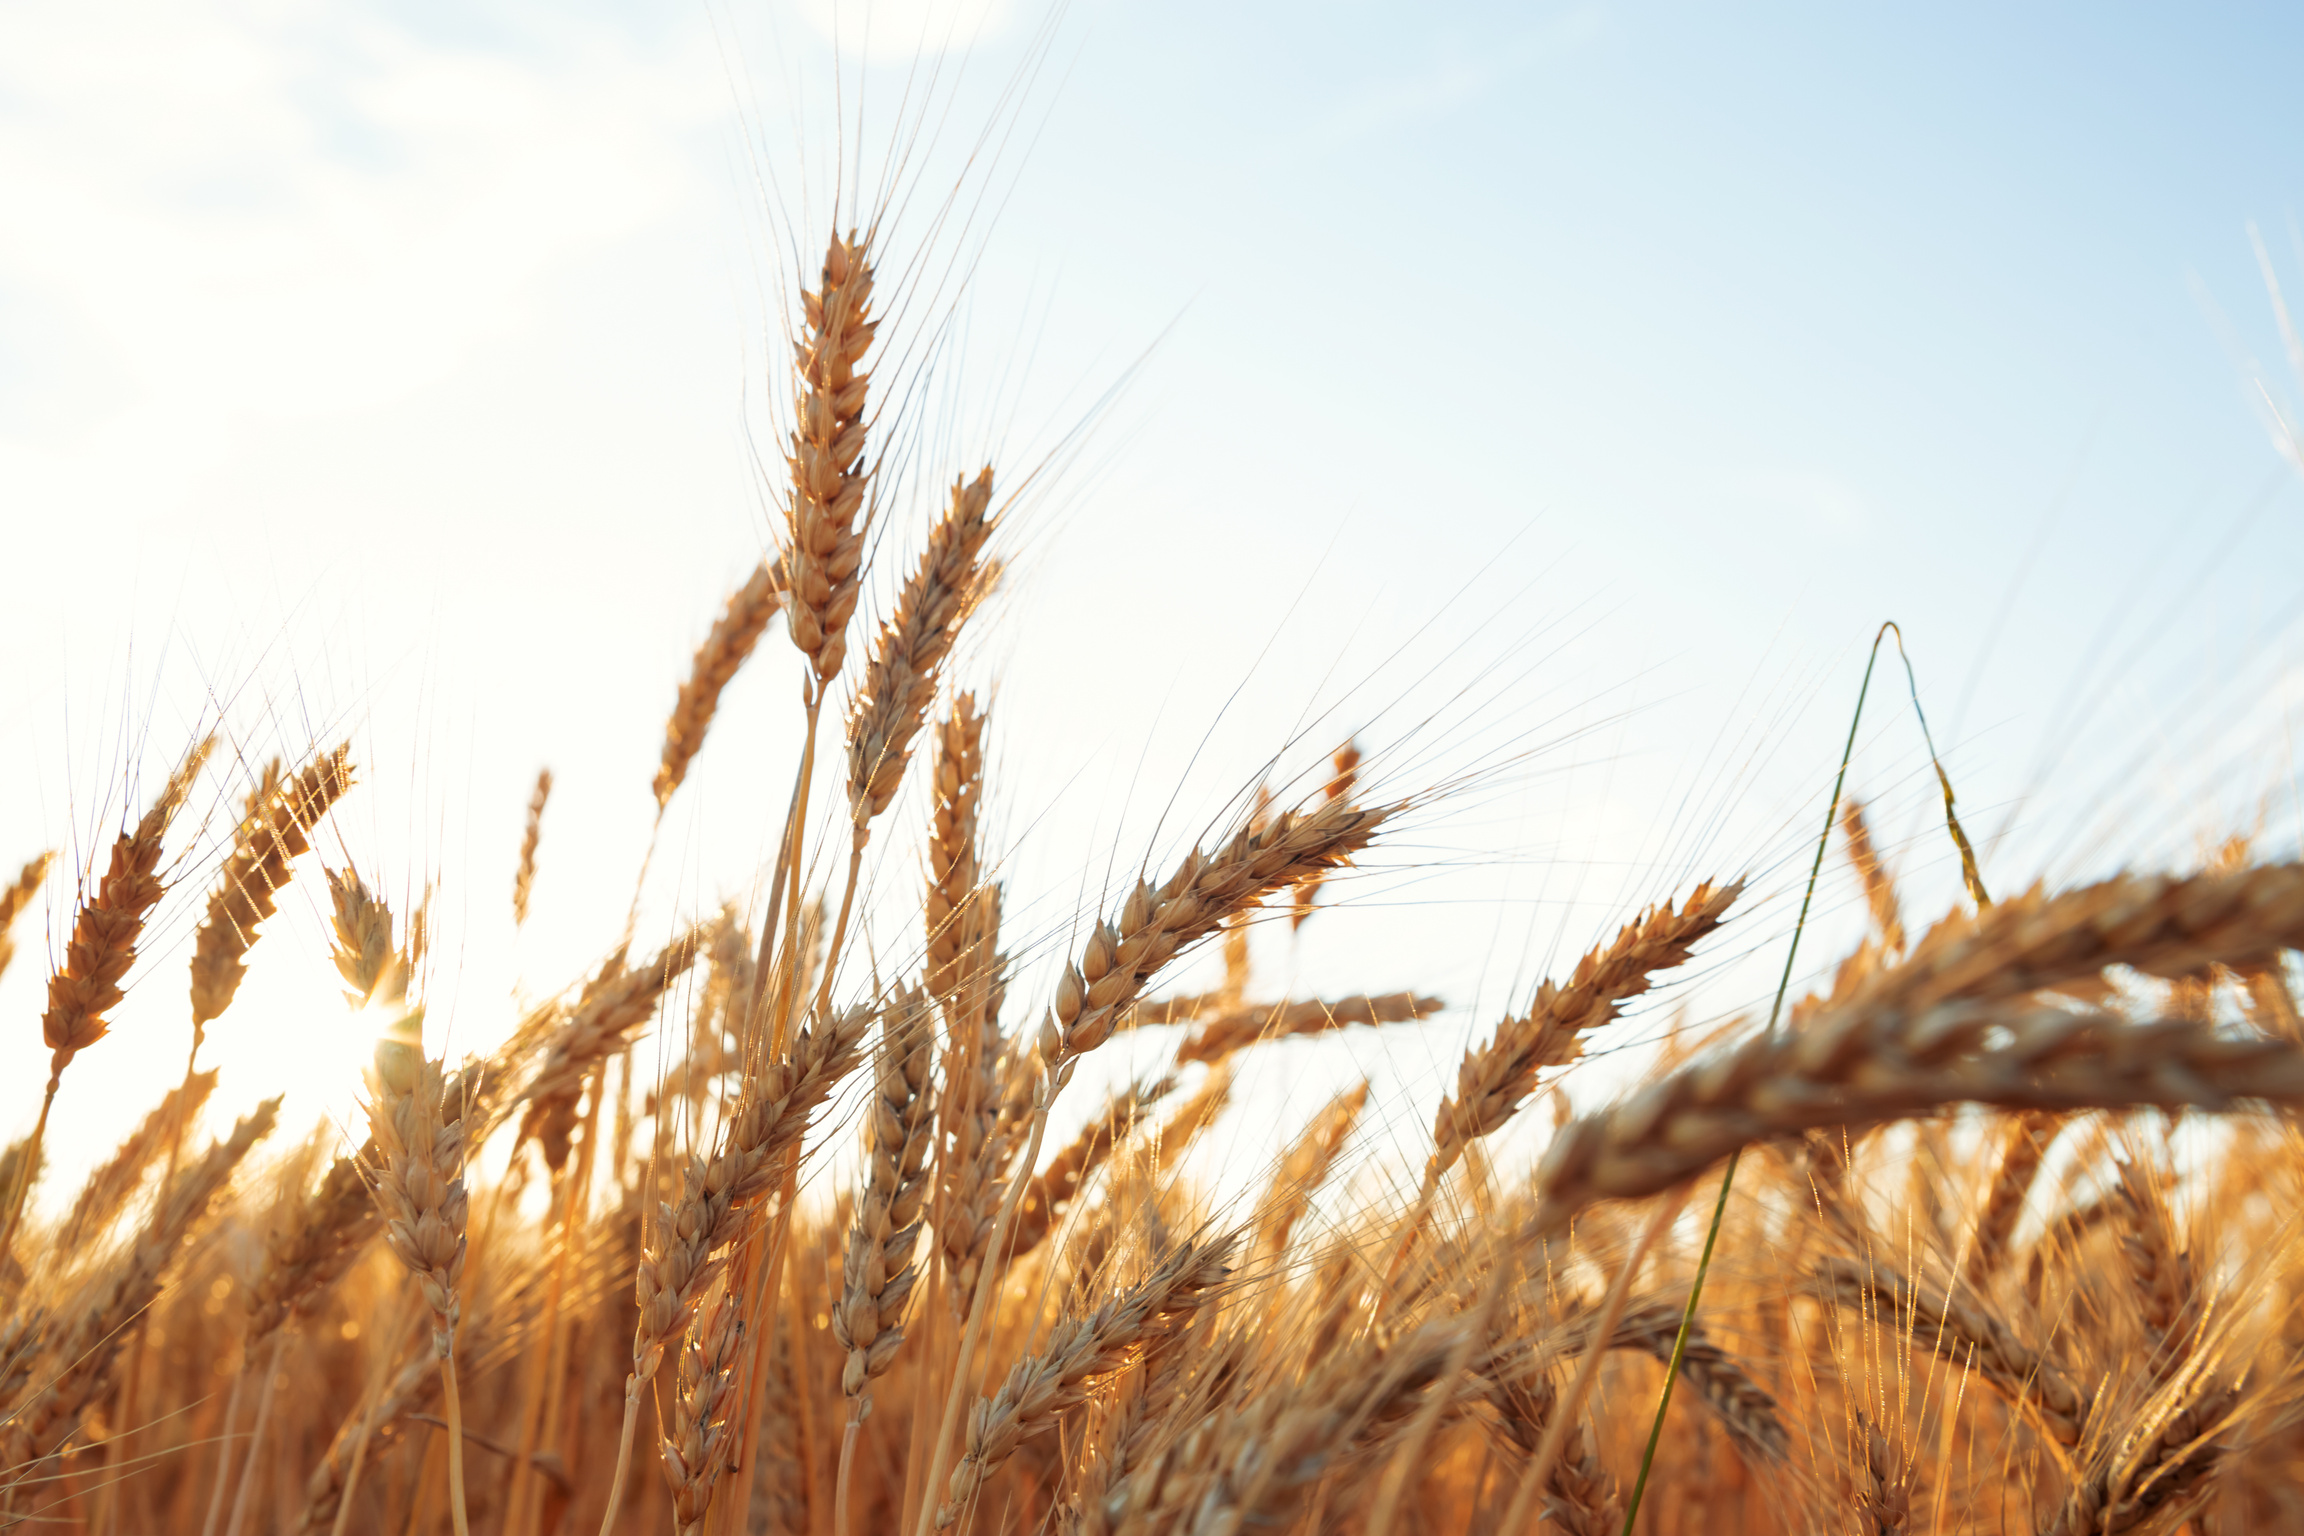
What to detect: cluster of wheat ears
<box><xmin>4</xmin><ymin>223</ymin><xmax>2304</xmax><ymax>1536</ymax></box>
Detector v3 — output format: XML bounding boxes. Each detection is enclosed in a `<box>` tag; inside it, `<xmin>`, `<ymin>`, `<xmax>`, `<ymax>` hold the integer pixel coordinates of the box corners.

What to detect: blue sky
<box><xmin>6</xmin><ymin>0</ymin><xmax>2304</xmax><ymax>1181</ymax></box>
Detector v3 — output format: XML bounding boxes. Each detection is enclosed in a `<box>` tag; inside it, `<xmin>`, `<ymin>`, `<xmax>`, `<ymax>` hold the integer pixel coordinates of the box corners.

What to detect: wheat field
<box><xmin>4</xmin><ymin>210</ymin><xmax>2304</xmax><ymax>1536</ymax></box>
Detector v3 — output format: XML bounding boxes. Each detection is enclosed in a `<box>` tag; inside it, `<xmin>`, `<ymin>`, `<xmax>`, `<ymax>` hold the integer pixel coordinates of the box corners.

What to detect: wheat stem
<box><xmin>438</xmin><ymin>1356</ymin><xmax>472</xmax><ymax>1536</ymax></box>
<box><xmin>220</xmin><ymin>1332</ymin><xmax>286</xmax><ymax>1536</ymax></box>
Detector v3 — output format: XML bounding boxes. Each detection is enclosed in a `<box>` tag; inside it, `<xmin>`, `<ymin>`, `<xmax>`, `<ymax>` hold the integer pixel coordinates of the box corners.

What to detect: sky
<box><xmin>6</xmin><ymin>0</ymin><xmax>2304</xmax><ymax>1195</ymax></box>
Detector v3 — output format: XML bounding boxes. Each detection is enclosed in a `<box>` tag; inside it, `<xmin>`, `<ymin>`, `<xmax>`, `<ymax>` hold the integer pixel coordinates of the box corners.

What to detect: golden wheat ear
<box><xmin>513</xmin><ymin>766</ymin><xmax>552</xmax><ymax>924</ymax></box>
<box><xmin>188</xmin><ymin>743</ymin><xmax>354</xmax><ymax>1038</ymax></box>
<box><xmin>783</xmin><ymin>231</ymin><xmax>877</xmax><ymax>696</ymax></box>
<box><xmin>0</xmin><ymin>850</ymin><xmax>55</xmax><ymax>987</ymax></box>
<box><xmin>1431</xmin><ymin>879</ymin><xmax>1741</xmax><ymax>1184</ymax></box>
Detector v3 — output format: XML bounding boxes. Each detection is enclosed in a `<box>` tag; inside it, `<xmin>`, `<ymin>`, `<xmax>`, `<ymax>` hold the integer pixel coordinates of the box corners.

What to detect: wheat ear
<box><xmin>934</xmin><ymin>1235</ymin><xmax>1236</xmax><ymax>1529</ymax></box>
<box><xmin>661</xmin><ymin>1283</ymin><xmax>748</xmax><ymax>1535</ymax></box>
<box><xmin>848</xmin><ymin>469</ymin><xmax>996</xmax><ymax>829</ymax></box>
<box><xmin>1289</xmin><ymin>739</ymin><xmax>1360</xmax><ymax>930</ymax></box>
<box><xmin>783</xmin><ymin>230</ymin><xmax>877</xmax><ymax>694</ymax></box>
<box><xmin>830</xmin><ymin>986</ymin><xmax>937</xmax><ymax>1533</ymax></box>
<box><xmin>58</xmin><ymin>1067</ymin><xmax>218</xmax><ymax>1247</ymax></box>
<box><xmin>2</xmin><ymin>735</ymin><xmax>213</xmax><ymax>1267</ymax></box>
<box><xmin>0</xmin><ymin>1098</ymin><xmax>277</xmax><ymax>1482</ymax></box>
<box><xmin>599</xmin><ymin>1004</ymin><xmax>874</xmax><ymax>1531</ymax></box>
<box><xmin>1536</xmin><ymin>997</ymin><xmax>2304</xmax><ymax>1245</ymax></box>
<box><xmin>1841</xmin><ymin>799</ymin><xmax>1906</xmax><ymax>951</ymax></box>
<box><xmin>1965</xmin><ymin>1110</ymin><xmax>2060</xmax><ymax>1289</ymax></box>
<box><xmin>365</xmin><ymin>996</ymin><xmax>472</xmax><ymax>1536</ymax></box>
<box><xmin>187</xmin><ymin>742</ymin><xmax>353</xmax><ymax>1034</ymax></box>
<box><xmin>0</xmin><ymin>851</ymin><xmax>54</xmax><ymax>987</ymax></box>
<box><xmin>1173</xmin><ymin>991</ymin><xmax>1441</xmax><ymax>1065</ymax></box>
<box><xmin>915</xmin><ymin>795</ymin><xmax>1392</xmax><ymax>1536</ymax></box>
<box><xmin>1254</xmin><ymin>1081</ymin><xmax>1369</xmax><ymax>1259</ymax></box>
<box><xmin>514</xmin><ymin>767</ymin><xmax>552</xmax><ymax>924</ymax></box>
<box><xmin>1432</xmin><ymin>879</ymin><xmax>1741</xmax><ymax>1180</ymax></box>
<box><xmin>658</xmin><ymin>561</ymin><xmax>785</xmax><ymax>809</ymax></box>
<box><xmin>1012</xmin><ymin>1077</ymin><xmax>1174</xmax><ymax>1260</ymax></box>
<box><xmin>1815</xmin><ymin>1255</ymin><xmax>2085</xmax><ymax>1444</ymax></box>
<box><xmin>518</xmin><ymin>927</ymin><xmax>705</xmax><ymax>1170</ymax></box>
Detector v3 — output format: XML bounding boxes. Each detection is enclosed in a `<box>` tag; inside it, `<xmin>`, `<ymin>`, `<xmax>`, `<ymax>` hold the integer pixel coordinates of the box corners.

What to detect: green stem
<box><xmin>1616</xmin><ymin>622</ymin><xmax>1896</xmax><ymax>1534</ymax></box>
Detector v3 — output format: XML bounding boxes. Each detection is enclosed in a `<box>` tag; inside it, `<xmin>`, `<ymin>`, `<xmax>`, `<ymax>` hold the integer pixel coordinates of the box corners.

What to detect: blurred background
<box><xmin>6</xmin><ymin>0</ymin><xmax>2304</xmax><ymax>1199</ymax></box>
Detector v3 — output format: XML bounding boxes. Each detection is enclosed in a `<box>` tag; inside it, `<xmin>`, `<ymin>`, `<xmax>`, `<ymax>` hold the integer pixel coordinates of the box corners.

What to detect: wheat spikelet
<box><xmin>935</xmin><ymin>1234</ymin><xmax>1235</xmax><ymax>1528</ymax></box>
<box><xmin>847</xmin><ymin>469</ymin><xmax>995</xmax><ymax>828</ymax></box>
<box><xmin>0</xmin><ymin>1098</ymin><xmax>278</xmax><ymax>1481</ymax></box>
<box><xmin>833</xmin><ymin>985</ymin><xmax>937</xmax><ymax>1407</ymax></box>
<box><xmin>1432</xmin><ymin>879</ymin><xmax>1740</xmax><ymax>1179</ymax></box>
<box><xmin>58</xmin><ymin>1066</ymin><xmax>219</xmax><ymax>1246</ymax></box>
<box><xmin>0</xmin><ymin>851</ymin><xmax>54</xmax><ymax>987</ymax></box>
<box><xmin>514</xmin><ymin>767</ymin><xmax>552</xmax><ymax>925</ymax></box>
<box><xmin>658</xmin><ymin>562</ymin><xmax>784</xmax><ymax>809</ymax></box>
<box><xmin>188</xmin><ymin>743</ymin><xmax>354</xmax><ymax>1031</ymax></box>
<box><xmin>783</xmin><ymin>231</ymin><xmax>876</xmax><ymax>691</ymax></box>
